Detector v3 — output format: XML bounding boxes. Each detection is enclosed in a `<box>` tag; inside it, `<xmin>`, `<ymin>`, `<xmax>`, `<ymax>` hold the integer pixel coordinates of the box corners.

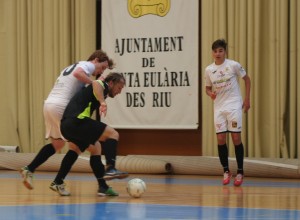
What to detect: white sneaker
<box><xmin>20</xmin><ymin>166</ymin><xmax>34</xmax><ymax>190</ymax></box>
<box><xmin>49</xmin><ymin>182</ymin><xmax>71</xmax><ymax>196</ymax></box>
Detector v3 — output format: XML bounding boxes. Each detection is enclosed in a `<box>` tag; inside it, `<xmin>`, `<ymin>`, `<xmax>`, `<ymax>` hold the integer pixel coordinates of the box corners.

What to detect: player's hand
<box><xmin>243</xmin><ymin>99</ymin><xmax>250</xmax><ymax>113</ymax></box>
<box><xmin>99</xmin><ymin>102</ymin><xmax>107</xmax><ymax>117</ymax></box>
<box><xmin>210</xmin><ymin>91</ymin><xmax>217</xmax><ymax>100</ymax></box>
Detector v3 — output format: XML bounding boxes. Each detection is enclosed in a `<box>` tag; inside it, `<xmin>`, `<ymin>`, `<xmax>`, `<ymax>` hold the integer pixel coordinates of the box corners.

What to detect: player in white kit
<box><xmin>20</xmin><ymin>50</ymin><xmax>117</xmax><ymax>193</ymax></box>
<box><xmin>205</xmin><ymin>39</ymin><xmax>251</xmax><ymax>186</ymax></box>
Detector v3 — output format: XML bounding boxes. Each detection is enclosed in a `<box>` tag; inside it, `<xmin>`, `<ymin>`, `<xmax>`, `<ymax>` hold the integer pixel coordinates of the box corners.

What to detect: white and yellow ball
<box><xmin>127</xmin><ymin>178</ymin><xmax>146</xmax><ymax>198</ymax></box>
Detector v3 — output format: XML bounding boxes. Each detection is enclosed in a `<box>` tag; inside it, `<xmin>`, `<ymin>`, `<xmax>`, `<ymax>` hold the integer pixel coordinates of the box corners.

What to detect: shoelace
<box><xmin>235</xmin><ymin>174</ymin><xmax>243</xmax><ymax>181</ymax></box>
<box><xmin>26</xmin><ymin>172</ymin><xmax>33</xmax><ymax>178</ymax></box>
<box><xmin>223</xmin><ymin>172</ymin><xmax>230</xmax><ymax>179</ymax></box>
<box><xmin>58</xmin><ymin>185</ymin><xmax>66</xmax><ymax>191</ymax></box>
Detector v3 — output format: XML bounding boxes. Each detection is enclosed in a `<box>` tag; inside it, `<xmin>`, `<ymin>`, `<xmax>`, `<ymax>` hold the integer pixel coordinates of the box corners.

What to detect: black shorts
<box><xmin>61</xmin><ymin>117</ymin><xmax>107</xmax><ymax>152</ymax></box>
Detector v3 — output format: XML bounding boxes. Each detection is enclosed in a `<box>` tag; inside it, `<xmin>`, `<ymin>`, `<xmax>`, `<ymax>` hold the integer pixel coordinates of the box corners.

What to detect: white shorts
<box><xmin>214</xmin><ymin>107</ymin><xmax>242</xmax><ymax>133</ymax></box>
<box><xmin>43</xmin><ymin>103</ymin><xmax>66</xmax><ymax>140</ymax></box>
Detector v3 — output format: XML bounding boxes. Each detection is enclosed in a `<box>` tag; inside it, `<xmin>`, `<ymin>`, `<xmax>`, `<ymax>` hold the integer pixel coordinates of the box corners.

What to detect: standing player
<box><xmin>204</xmin><ymin>39</ymin><xmax>251</xmax><ymax>186</ymax></box>
<box><xmin>20</xmin><ymin>50</ymin><xmax>127</xmax><ymax>191</ymax></box>
<box><xmin>50</xmin><ymin>72</ymin><xmax>125</xmax><ymax>196</ymax></box>
<box><xmin>95</xmin><ymin>74</ymin><xmax>127</xmax><ymax>181</ymax></box>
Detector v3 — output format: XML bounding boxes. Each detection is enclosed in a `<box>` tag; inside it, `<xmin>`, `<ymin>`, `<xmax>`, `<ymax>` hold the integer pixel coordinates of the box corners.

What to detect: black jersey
<box><xmin>62</xmin><ymin>80</ymin><xmax>109</xmax><ymax>119</ymax></box>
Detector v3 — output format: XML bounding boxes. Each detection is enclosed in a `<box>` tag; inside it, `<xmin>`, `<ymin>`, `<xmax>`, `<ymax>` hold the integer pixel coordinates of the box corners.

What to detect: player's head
<box><xmin>212</xmin><ymin>39</ymin><xmax>227</xmax><ymax>51</ymax></box>
<box><xmin>105</xmin><ymin>72</ymin><xmax>125</xmax><ymax>98</ymax></box>
<box><xmin>87</xmin><ymin>50</ymin><xmax>115</xmax><ymax>76</ymax></box>
<box><xmin>211</xmin><ymin>39</ymin><xmax>227</xmax><ymax>65</ymax></box>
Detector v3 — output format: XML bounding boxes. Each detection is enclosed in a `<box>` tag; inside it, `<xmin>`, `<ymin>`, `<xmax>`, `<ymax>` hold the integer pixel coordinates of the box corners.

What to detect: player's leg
<box><xmin>228</xmin><ymin>108</ymin><xmax>244</xmax><ymax>186</ymax></box>
<box><xmin>99</xmin><ymin>126</ymin><xmax>129</xmax><ymax>180</ymax></box>
<box><xmin>50</xmin><ymin>117</ymin><xmax>85</xmax><ymax>196</ymax></box>
<box><xmin>87</xmin><ymin>142</ymin><xmax>118</xmax><ymax>196</ymax></box>
<box><xmin>217</xmin><ymin>132</ymin><xmax>232</xmax><ymax>185</ymax></box>
<box><xmin>214</xmin><ymin>109</ymin><xmax>231</xmax><ymax>185</ymax></box>
<box><xmin>51</xmin><ymin>117</ymin><xmax>97</xmax><ymax>196</ymax></box>
<box><xmin>20</xmin><ymin>139</ymin><xmax>65</xmax><ymax>190</ymax></box>
<box><xmin>20</xmin><ymin>103</ymin><xmax>65</xmax><ymax>190</ymax></box>
<box><xmin>49</xmin><ymin>143</ymin><xmax>81</xmax><ymax>196</ymax></box>
<box><xmin>232</xmin><ymin>133</ymin><xmax>244</xmax><ymax>186</ymax></box>
<box><xmin>26</xmin><ymin>139</ymin><xmax>64</xmax><ymax>173</ymax></box>
<box><xmin>100</xmin><ymin>140</ymin><xmax>117</xmax><ymax>170</ymax></box>
<box><xmin>231</xmin><ymin>132</ymin><xmax>244</xmax><ymax>174</ymax></box>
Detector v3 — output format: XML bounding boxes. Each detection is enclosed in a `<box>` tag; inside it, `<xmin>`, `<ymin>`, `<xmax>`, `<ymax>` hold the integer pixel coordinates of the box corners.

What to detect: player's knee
<box><xmin>106</xmin><ymin>126</ymin><xmax>119</xmax><ymax>140</ymax></box>
<box><xmin>87</xmin><ymin>144</ymin><xmax>101</xmax><ymax>155</ymax></box>
<box><xmin>111</xmin><ymin>129</ymin><xmax>119</xmax><ymax>140</ymax></box>
<box><xmin>217</xmin><ymin>134</ymin><xmax>226</xmax><ymax>145</ymax></box>
<box><xmin>52</xmin><ymin>139</ymin><xmax>65</xmax><ymax>152</ymax></box>
<box><xmin>217</xmin><ymin>140</ymin><xmax>226</xmax><ymax>145</ymax></box>
<box><xmin>231</xmin><ymin>134</ymin><xmax>241</xmax><ymax>145</ymax></box>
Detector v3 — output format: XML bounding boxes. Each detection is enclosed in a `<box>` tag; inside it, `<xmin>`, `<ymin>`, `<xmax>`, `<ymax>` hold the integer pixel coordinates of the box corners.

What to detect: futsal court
<box><xmin>1</xmin><ymin>153</ymin><xmax>300</xmax><ymax>219</ymax></box>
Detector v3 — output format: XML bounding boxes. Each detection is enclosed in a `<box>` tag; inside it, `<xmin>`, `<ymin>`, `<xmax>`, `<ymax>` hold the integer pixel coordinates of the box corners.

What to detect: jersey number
<box><xmin>63</xmin><ymin>63</ymin><xmax>78</xmax><ymax>76</ymax></box>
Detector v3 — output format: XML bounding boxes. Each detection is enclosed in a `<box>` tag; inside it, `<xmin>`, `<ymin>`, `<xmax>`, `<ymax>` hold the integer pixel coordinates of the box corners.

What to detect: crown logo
<box><xmin>128</xmin><ymin>0</ymin><xmax>171</xmax><ymax>18</ymax></box>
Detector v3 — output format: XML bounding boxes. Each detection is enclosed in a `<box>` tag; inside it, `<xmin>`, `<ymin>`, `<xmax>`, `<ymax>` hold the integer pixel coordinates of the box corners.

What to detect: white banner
<box><xmin>101</xmin><ymin>0</ymin><xmax>199</xmax><ymax>129</ymax></box>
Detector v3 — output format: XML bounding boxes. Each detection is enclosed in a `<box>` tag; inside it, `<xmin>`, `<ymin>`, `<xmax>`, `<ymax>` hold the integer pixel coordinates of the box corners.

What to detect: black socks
<box><xmin>27</xmin><ymin>143</ymin><xmax>56</xmax><ymax>172</ymax></box>
<box><xmin>218</xmin><ymin>144</ymin><xmax>229</xmax><ymax>173</ymax></box>
<box><xmin>54</xmin><ymin>150</ymin><xmax>78</xmax><ymax>185</ymax></box>
<box><xmin>218</xmin><ymin>143</ymin><xmax>244</xmax><ymax>175</ymax></box>
<box><xmin>101</xmin><ymin>139</ymin><xmax>118</xmax><ymax>168</ymax></box>
<box><xmin>90</xmin><ymin>155</ymin><xmax>108</xmax><ymax>189</ymax></box>
<box><xmin>235</xmin><ymin>143</ymin><xmax>244</xmax><ymax>175</ymax></box>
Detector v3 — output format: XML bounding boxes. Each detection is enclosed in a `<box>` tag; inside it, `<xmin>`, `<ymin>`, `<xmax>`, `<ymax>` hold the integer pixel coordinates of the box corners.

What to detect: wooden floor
<box><xmin>1</xmin><ymin>170</ymin><xmax>300</xmax><ymax>219</ymax></box>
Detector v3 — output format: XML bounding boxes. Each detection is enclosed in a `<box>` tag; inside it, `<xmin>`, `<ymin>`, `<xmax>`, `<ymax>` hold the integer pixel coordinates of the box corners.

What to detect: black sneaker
<box><xmin>97</xmin><ymin>186</ymin><xmax>119</xmax><ymax>196</ymax></box>
<box><xmin>103</xmin><ymin>167</ymin><xmax>129</xmax><ymax>180</ymax></box>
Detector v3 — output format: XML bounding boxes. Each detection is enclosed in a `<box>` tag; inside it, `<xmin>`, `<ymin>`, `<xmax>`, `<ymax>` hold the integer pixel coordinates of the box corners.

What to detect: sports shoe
<box><xmin>49</xmin><ymin>181</ymin><xmax>71</xmax><ymax>196</ymax></box>
<box><xmin>234</xmin><ymin>174</ymin><xmax>244</xmax><ymax>186</ymax></box>
<box><xmin>97</xmin><ymin>186</ymin><xmax>119</xmax><ymax>196</ymax></box>
<box><xmin>223</xmin><ymin>171</ymin><xmax>232</xmax><ymax>185</ymax></box>
<box><xmin>103</xmin><ymin>167</ymin><xmax>129</xmax><ymax>180</ymax></box>
<box><xmin>20</xmin><ymin>166</ymin><xmax>34</xmax><ymax>190</ymax></box>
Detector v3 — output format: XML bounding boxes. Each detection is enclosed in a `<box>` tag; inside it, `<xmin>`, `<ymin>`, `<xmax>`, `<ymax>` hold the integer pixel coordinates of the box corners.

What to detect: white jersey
<box><xmin>205</xmin><ymin>59</ymin><xmax>246</xmax><ymax>110</ymax></box>
<box><xmin>45</xmin><ymin>61</ymin><xmax>95</xmax><ymax>108</ymax></box>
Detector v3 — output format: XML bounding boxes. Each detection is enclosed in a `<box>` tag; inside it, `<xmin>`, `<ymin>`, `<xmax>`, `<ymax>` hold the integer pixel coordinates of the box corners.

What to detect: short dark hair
<box><xmin>105</xmin><ymin>72</ymin><xmax>126</xmax><ymax>85</ymax></box>
<box><xmin>212</xmin><ymin>39</ymin><xmax>227</xmax><ymax>51</ymax></box>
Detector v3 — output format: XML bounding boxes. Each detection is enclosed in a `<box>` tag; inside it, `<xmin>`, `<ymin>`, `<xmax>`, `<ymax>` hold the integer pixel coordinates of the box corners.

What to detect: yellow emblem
<box><xmin>128</xmin><ymin>0</ymin><xmax>171</xmax><ymax>18</ymax></box>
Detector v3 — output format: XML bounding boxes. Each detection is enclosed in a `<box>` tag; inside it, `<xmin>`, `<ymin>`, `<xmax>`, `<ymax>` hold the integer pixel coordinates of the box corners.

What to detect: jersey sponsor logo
<box><xmin>232</xmin><ymin>121</ymin><xmax>237</xmax><ymax>128</ymax></box>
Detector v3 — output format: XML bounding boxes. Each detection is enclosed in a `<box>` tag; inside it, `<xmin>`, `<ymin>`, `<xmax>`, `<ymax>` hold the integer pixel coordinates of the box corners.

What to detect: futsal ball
<box><xmin>127</xmin><ymin>178</ymin><xmax>146</xmax><ymax>198</ymax></box>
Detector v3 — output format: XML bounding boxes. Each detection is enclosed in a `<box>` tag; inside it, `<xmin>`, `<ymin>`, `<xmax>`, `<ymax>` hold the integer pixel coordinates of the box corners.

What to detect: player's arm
<box><xmin>206</xmin><ymin>86</ymin><xmax>216</xmax><ymax>100</ymax></box>
<box><xmin>204</xmin><ymin>69</ymin><xmax>216</xmax><ymax>100</ymax></box>
<box><xmin>242</xmin><ymin>74</ymin><xmax>251</xmax><ymax>112</ymax></box>
<box><xmin>73</xmin><ymin>67</ymin><xmax>93</xmax><ymax>85</ymax></box>
<box><xmin>92</xmin><ymin>80</ymin><xmax>107</xmax><ymax>116</ymax></box>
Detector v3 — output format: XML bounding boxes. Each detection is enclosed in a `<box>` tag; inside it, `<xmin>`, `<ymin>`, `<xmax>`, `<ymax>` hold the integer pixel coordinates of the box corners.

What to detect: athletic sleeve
<box><xmin>204</xmin><ymin>67</ymin><xmax>212</xmax><ymax>87</ymax></box>
<box><xmin>233</xmin><ymin>61</ymin><xmax>246</xmax><ymax>78</ymax></box>
<box><xmin>76</xmin><ymin>61</ymin><xmax>95</xmax><ymax>76</ymax></box>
